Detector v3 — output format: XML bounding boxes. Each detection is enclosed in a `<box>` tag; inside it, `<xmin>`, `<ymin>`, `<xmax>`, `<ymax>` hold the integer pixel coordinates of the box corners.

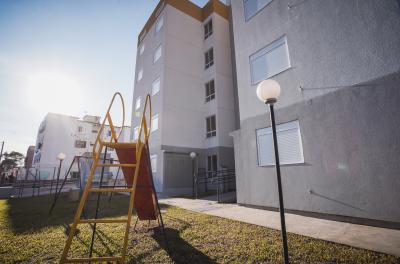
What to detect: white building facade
<box><xmin>230</xmin><ymin>0</ymin><xmax>400</xmax><ymax>226</ymax></box>
<box><xmin>33</xmin><ymin>113</ymin><xmax>130</xmax><ymax>180</ymax></box>
<box><xmin>131</xmin><ymin>0</ymin><xmax>237</xmax><ymax>195</ymax></box>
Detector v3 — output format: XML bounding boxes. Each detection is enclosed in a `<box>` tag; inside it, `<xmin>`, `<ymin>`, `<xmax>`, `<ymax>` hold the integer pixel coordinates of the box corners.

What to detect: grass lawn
<box><xmin>0</xmin><ymin>194</ymin><xmax>398</xmax><ymax>263</ymax></box>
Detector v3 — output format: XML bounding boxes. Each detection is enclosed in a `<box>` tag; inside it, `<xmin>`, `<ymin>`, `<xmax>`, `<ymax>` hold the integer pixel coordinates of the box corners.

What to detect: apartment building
<box><xmin>33</xmin><ymin>113</ymin><xmax>130</xmax><ymax>180</ymax></box>
<box><xmin>131</xmin><ymin>0</ymin><xmax>236</xmax><ymax>194</ymax></box>
<box><xmin>24</xmin><ymin>145</ymin><xmax>35</xmax><ymax>169</ymax></box>
<box><xmin>230</xmin><ymin>0</ymin><xmax>400</xmax><ymax>226</ymax></box>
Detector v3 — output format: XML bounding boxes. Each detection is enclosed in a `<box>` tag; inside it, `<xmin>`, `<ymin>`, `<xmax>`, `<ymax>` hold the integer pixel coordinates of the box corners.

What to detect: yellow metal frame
<box><xmin>60</xmin><ymin>93</ymin><xmax>152</xmax><ymax>263</ymax></box>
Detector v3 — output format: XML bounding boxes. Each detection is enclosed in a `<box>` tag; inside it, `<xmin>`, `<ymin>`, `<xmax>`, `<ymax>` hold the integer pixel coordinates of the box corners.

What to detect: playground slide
<box><xmin>115</xmin><ymin>144</ymin><xmax>158</xmax><ymax>221</ymax></box>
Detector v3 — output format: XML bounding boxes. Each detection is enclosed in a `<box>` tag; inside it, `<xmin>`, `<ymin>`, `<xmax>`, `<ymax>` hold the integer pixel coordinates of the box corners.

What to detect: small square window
<box><xmin>250</xmin><ymin>36</ymin><xmax>290</xmax><ymax>84</ymax></box>
<box><xmin>137</xmin><ymin>68</ymin><xmax>143</xmax><ymax>81</ymax></box>
<box><xmin>256</xmin><ymin>120</ymin><xmax>304</xmax><ymax>166</ymax></box>
<box><xmin>135</xmin><ymin>96</ymin><xmax>141</xmax><ymax>110</ymax></box>
<box><xmin>205</xmin><ymin>48</ymin><xmax>214</xmax><ymax>69</ymax></box>
<box><xmin>204</xmin><ymin>19</ymin><xmax>213</xmax><ymax>39</ymax></box>
<box><xmin>244</xmin><ymin>0</ymin><xmax>273</xmax><ymax>21</ymax></box>
<box><xmin>153</xmin><ymin>45</ymin><xmax>162</xmax><ymax>63</ymax></box>
<box><xmin>155</xmin><ymin>15</ymin><xmax>164</xmax><ymax>33</ymax></box>
<box><xmin>152</xmin><ymin>77</ymin><xmax>161</xmax><ymax>96</ymax></box>
<box><xmin>150</xmin><ymin>154</ymin><xmax>157</xmax><ymax>173</ymax></box>
<box><xmin>207</xmin><ymin>154</ymin><xmax>218</xmax><ymax>177</ymax></box>
<box><xmin>134</xmin><ymin>126</ymin><xmax>139</xmax><ymax>140</ymax></box>
<box><xmin>205</xmin><ymin>80</ymin><xmax>215</xmax><ymax>102</ymax></box>
<box><xmin>75</xmin><ymin>140</ymin><xmax>86</xmax><ymax>148</ymax></box>
<box><xmin>206</xmin><ymin>115</ymin><xmax>216</xmax><ymax>138</ymax></box>
<box><xmin>139</xmin><ymin>43</ymin><xmax>145</xmax><ymax>55</ymax></box>
<box><xmin>151</xmin><ymin>114</ymin><xmax>159</xmax><ymax>132</ymax></box>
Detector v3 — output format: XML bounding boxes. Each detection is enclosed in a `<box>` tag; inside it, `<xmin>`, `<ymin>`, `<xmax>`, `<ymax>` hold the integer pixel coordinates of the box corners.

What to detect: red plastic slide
<box><xmin>115</xmin><ymin>145</ymin><xmax>158</xmax><ymax>220</ymax></box>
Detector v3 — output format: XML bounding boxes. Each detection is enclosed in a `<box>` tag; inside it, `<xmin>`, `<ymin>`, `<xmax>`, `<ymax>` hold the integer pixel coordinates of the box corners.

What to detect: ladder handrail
<box><xmin>92</xmin><ymin>92</ymin><xmax>125</xmax><ymax>158</ymax></box>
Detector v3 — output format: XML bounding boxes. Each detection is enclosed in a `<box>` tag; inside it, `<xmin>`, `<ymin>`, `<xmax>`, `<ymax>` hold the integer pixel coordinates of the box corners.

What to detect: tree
<box><xmin>0</xmin><ymin>151</ymin><xmax>25</xmax><ymax>173</ymax></box>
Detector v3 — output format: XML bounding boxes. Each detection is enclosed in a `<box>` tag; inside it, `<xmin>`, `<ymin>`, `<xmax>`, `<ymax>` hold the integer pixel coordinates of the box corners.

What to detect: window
<box><xmin>250</xmin><ymin>36</ymin><xmax>290</xmax><ymax>84</ymax></box>
<box><xmin>107</xmin><ymin>130</ymin><xmax>112</xmax><ymax>137</ymax></box>
<box><xmin>77</xmin><ymin>126</ymin><xmax>83</xmax><ymax>133</ymax></box>
<box><xmin>204</xmin><ymin>19</ymin><xmax>213</xmax><ymax>39</ymax></box>
<box><xmin>150</xmin><ymin>155</ymin><xmax>157</xmax><ymax>173</ymax></box>
<box><xmin>256</xmin><ymin>120</ymin><xmax>304</xmax><ymax>166</ymax></box>
<box><xmin>135</xmin><ymin>96</ymin><xmax>141</xmax><ymax>110</ymax></box>
<box><xmin>205</xmin><ymin>48</ymin><xmax>214</xmax><ymax>69</ymax></box>
<box><xmin>153</xmin><ymin>45</ymin><xmax>162</xmax><ymax>63</ymax></box>
<box><xmin>155</xmin><ymin>15</ymin><xmax>164</xmax><ymax>33</ymax></box>
<box><xmin>137</xmin><ymin>68</ymin><xmax>143</xmax><ymax>81</ymax></box>
<box><xmin>151</xmin><ymin>114</ymin><xmax>159</xmax><ymax>132</ymax></box>
<box><xmin>134</xmin><ymin>126</ymin><xmax>139</xmax><ymax>140</ymax></box>
<box><xmin>205</xmin><ymin>80</ymin><xmax>215</xmax><ymax>102</ymax></box>
<box><xmin>244</xmin><ymin>0</ymin><xmax>272</xmax><ymax>20</ymax></box>
<box><xmin>75</xmin><ymin>140</ymin><xmax>87</xmax><ymax>148</ymax></box>
<box><xmin>139</xmin><ymin>43</ymin><xmax>145</xmax><ymax>55</ymax></box>
<box><xmin>207</xmin><ymin>155</ymin><xmax>218</xmax><ymax>177</ymax></box>
<box><xmin>152</xmin><ymin>77</ymin><xmax>161</xmax><ymax>95</ymax></box>
<box><xmin>206</xmin><ymin>115</ymin><xmax>216</xmax><ymax>138</ymax></box>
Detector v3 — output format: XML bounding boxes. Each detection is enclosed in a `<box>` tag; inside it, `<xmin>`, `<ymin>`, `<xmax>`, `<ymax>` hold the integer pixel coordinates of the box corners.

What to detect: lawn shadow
<box><xmin>151</xmin><ymin>227</ymin><xmax>216</xmax><ymax>264</ymax></box>
<box><xmin>6</xmin><ymin>193</ymin><xmax>131</xmax><ymax>234</ymax></box>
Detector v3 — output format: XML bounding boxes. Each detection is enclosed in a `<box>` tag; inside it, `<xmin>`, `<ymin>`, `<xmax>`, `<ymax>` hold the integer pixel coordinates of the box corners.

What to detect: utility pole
<box><xmin>0</xmin><ymin>141</ymin><xmax>4</xmax><ymax>163</ymax></box>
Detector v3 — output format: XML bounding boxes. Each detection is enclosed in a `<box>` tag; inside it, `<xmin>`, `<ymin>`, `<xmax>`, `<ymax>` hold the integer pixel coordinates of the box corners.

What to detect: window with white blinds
<box><xmin>250</xmin><ymin>36</ymin><xmax>290</xmax><ymax>84</ymax></box>
<box><xmin>256</xmin><ymin>120</ymin><xmax>304</xmax><ymax>166</ymax></box>
<box><xmin>244</xmin><ymin>0</ymin><xmax>273</xmax><ymax>21</ymax></box>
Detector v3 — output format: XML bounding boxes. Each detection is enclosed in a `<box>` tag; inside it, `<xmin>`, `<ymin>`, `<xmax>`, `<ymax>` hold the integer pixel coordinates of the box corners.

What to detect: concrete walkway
<box><xmin>160</xmin><ymin>197</ymin><xmax>400</xmax><ymax>257</ymax></box>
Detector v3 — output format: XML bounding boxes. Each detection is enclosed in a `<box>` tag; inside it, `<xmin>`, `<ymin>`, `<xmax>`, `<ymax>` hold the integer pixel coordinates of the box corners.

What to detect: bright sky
<box><xmin>0</xmin><ymin>0</ymin><xmax>210</xmax><ymax>155</ymax></box>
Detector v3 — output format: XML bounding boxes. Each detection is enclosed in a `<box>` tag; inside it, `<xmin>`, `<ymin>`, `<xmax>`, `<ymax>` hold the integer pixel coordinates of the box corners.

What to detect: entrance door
<box><xmin>164</xmin><ymin>152</ymin><xmax>192</xmax><ymax>191</ymax></box>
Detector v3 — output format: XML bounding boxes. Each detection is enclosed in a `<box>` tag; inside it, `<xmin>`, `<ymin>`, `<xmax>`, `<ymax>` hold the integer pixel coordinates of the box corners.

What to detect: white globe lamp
<box><xmin>256</xmin><ymin>79</ymin><xmax>281</xmax><ymax>104</ymax></box>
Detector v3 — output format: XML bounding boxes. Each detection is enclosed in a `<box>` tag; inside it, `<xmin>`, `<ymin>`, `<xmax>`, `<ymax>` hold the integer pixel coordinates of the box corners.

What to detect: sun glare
<box><xmin>26</xmin><ymin>72</ymin><xmax>85</xmax><ymax>116</ymax></box>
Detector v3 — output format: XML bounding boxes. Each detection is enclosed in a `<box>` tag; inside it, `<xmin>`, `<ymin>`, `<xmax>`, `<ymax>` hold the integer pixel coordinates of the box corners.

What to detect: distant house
<box><xmin>33</xmin><ymin>113</ymin><xmax>131</xmax><ymax>180</ymax></box>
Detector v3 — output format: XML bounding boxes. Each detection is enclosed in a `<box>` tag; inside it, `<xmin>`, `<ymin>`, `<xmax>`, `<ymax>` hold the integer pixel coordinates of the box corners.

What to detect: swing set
<box><xmin>53</xmin><ymin>92</ymin><xmax>167</xmax><ymax>263</ymax></box>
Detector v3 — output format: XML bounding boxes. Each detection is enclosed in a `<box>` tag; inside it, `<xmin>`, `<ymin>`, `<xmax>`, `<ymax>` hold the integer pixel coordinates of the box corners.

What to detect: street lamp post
<box><xmin>0</xmin><ymin>141</ymin><xmax>4</xmax><ymax>163</ymax></box>
<box><xmin>189</xmin><ymin>152</ymin><xmax>197</xmax><ymax>198</ymax></box>
<box><xmin>55</xmin><ymin>153</ymin><xmax>66</xmax><ymax>196</ymax></box>
<box><xmin>256</xmin><ymin>79</ymin><xmax>289</xmax><ymax>264</ymax></box>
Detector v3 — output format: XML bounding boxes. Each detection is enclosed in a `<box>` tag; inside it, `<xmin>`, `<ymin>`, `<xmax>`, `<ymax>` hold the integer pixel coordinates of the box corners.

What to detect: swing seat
<box><xmin>113</xmin><ymin>142</ymin><xmax>158</xmax><ymax>221</ymax></box>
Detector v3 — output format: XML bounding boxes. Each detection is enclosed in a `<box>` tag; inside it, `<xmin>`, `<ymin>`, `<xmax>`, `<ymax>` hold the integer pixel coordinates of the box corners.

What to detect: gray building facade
<box><xmin>230</xmin><ymin>0</ymin><xmax>400</xmax><ymax>226</ymax></box>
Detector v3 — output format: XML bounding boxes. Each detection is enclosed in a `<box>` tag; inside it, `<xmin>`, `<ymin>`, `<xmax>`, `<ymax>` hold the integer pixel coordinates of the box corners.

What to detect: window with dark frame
<box><xmin>204</xmin><ymin>19</ymin><xmax>213</xmax><ymax>39</ymax></box>
<box><xmin>74</xmin><ymin>140</ymin><xmax>86</xmax><ymax>148</ymax></box>
<box><xmin>205</xmin><ymin>48</ymin><xmax>214</xmax><ymax>69</ymax></box>
<box><xmin>206</xmin><ymin>115</ymin><xmax>216</xmax><ymax>138</ymax></box>
<box><xmin>205</xmin><ymin>80</ymin><xmax>215</xmax><ymax>102</ymax></box>
<box><xmin>207</xmin><ymin>154</ymin><xmax>218</xmax><ymax>178</ymax></box>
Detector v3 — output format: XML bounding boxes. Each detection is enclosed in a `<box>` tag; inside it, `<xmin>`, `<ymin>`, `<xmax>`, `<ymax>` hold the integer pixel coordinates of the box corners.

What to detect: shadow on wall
<box><xmin>309</xmin><ymin>189</ymin><xmax>365</xmax><ymax>212</ymax></box>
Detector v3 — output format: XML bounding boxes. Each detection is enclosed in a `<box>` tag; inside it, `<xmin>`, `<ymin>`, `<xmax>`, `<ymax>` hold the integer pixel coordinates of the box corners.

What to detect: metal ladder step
<box><xmin>96</xmin><ymin>163</ymin><xmax>136</xmax><ymax>168</ymax></box>
<box><xmin>79</xmin><ymin>218</ymin><xmax>129</xmax><ymax>224</ymax></box>
<box><xmin>64</xmin><ymin>256</ymin><xmax>123</xmax><ymax>263</ymax></box>
<box><xmin>89</xmin><ymin>188</ymin><xmax>132</xmax><ymax>193</ymax></box>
